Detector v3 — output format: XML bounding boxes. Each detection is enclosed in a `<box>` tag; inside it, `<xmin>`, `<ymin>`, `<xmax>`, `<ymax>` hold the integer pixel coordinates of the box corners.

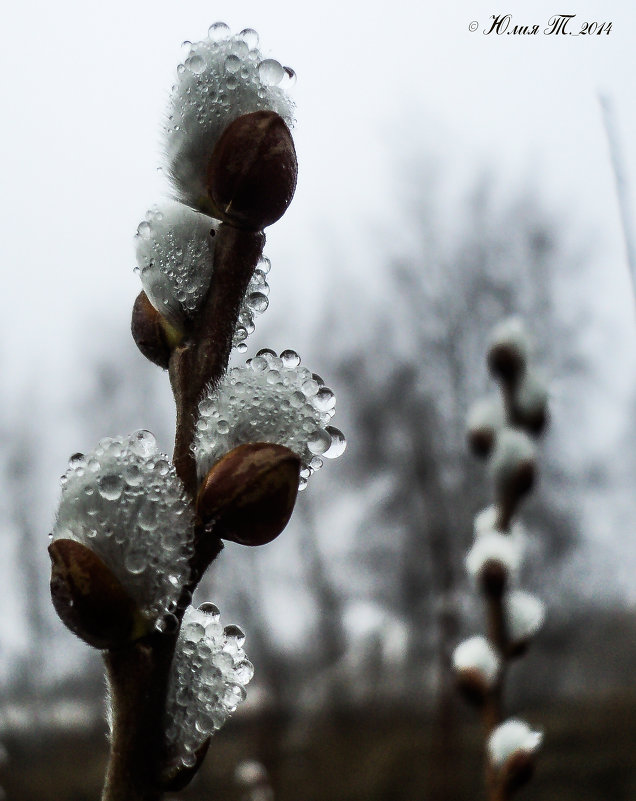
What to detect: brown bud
<box><xmin>510</xmin><ymin>373</ymin><xmax>549</xmax><ymax>436</ymax></box>
<box><xmin>496</xmin><ymin>459</ymin><xmax>536</xmax><ymax>522</ymax></box>
<box><xmin>488</xmin><ymin>342</ymin><xmax>526</xmax><ymax>385</ymax></box>
<box><xmin>197</xmin><ymin>442</ymin><xmax>301</xmax><ymax>546</ymax></box>
<box><xmin>162</xmin><ymin>738</ymin><xmax>210</xmax><ymax>791</ymax></box>
<box><xmin>131</xmin><ymin>291</ymin><xmax>183</xmax><ymax>369</ymax></box>
<box><xmin>479</xmin><ymin>559</ymin><xmax>509</xmax><ymax>599</ymax></box>
<box><xmin>499</xmin><ymin>749</ymin><xmax>537</xmax><ymax>793</ymax></box>
<box><xmin>467</xmin><ymin>425</ymin><xmax>496</xmax><ymax>459</ymax></box>
<box><xmin>49</xmin><ymin>539</ymin><xmax>148</xmax><ymax>649</ymax></box>
<box><xmin>455</xmin><ymin>667</ymin><xmax>489</xmax><ymax>706</ymax></box>
<box><xmin>207</xmin><ymin>111</ymin><xmax>297</xmax><ymax>230</ymax></box>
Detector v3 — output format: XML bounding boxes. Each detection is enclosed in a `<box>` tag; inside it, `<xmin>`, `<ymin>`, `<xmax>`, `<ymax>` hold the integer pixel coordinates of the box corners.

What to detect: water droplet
<box><xmin>225</xmin><ymin>54</ymin><xmax>241</xmax><ymax>74</ymax></box>
<box><xmin>185</xmin><ymin>54</ymin><xmax>205</xmax><ymax>74</ymax></box>
<box><xmin>123</xmin><ymin>464</ymin><xmax>143</xmax><ymax>486</ymax></box>
<box><xmin>302</xmin><ymin>379</ymin><xmax>319</xmax><ymax>397</ymax></box>
<box><xmin>238</xmin><ymin>28</ymin><xmax>259</xmax><ymax>49</ymax></box>
<box><xmin>223</xmin><ymin>682</ymin><xmax>247</xmax><ymax>708</ymax></box>
<box><xmin>129</xmin><ymin>430</ymin><xmax>157</xmax><ymax>458</ymax></box>
<box><xmin>258</xmin><ymin>59</ymin><xmax>284</xmax><ymax>86</ymax></box>
<box><xmin>224</xmin><ymin>624</ymin><xmax>246</xmax><ymax>649</ymax></box>
<box><xmin>247</xmin><ymin>292</ymin><xmax>268</xmax><ymax>313</ymax></box>
<box><xmin>308</xmin><ymin>428</ymin><xmax>331</xmax><ymax>455</ymax></box>
<box><xmin>124</xmin><ymin>551</ymin><xmax>147</xmax><ymax>574</ymax></box>
<box><xmin>258</xmin><ymin>256</ymin><xmax>271</xmax><ymax>274</ymax></box>
<box><xmin>208</xmin><ymin>21</ymin><xmax>230</xmax><ymax>41</ymax></box>
<box><xmin>68</xmin><ymin>452</ymin><xmax>85</xmax><ymax>468</ymax></box>
<box><xmin>155</xmin><ymin>459</ymin><xmax>170</xmax><ymax>476</ymax></box>
<box><xmin>256</xmin><ymin>348</ymin><xmax>276</xmax><ymax>358</ymax></box>
<box><xmin>98</xmin><ymin>474</ymin><xmax>123</xmax><ymax>501</ymax></box>
<box><xmin>323</xmin><ymin>426</ymin><xmax>346</xmax><ymax>458</ymax></box>
<box><xmin>234</xmin><ymin>659</ymin><xmax>255</xmax><ymax>684</ymax></box>
<box><xmin>237</xmin><ymin>342</ymin><xmax>247</xmax><ymax>353</ymax></box>
<box><xmin>138</xmin><ymin>503</ymin><xmax>157</xmax><ymax>531</ymax></box>
<box><xmin>280</xmin><ymin>349</ymin><xmax>301</xmax><ymax>368</ymax></box>
<box><xmin>314</xmin><ymin>387</ymin><xmax>336</xmax><ymax>412</ymax></box>
<box><xmin>199</xmin><ymin>602</ymin><xmax>220</xmax><ymax>620</ymax></box>
<box><xmin>251</xmin><ymin>355</ymin><xmax>268</xmax><ymax>373</ymax></box>
<box><xmin>137</xmin><ymin>221</ymin><xmax>151</xmax><ymax>239</ymax></box>
<box><xmin>185</xmin><ymin>622</ymin><xmax>206</xmax><ymax>642</ymax></box>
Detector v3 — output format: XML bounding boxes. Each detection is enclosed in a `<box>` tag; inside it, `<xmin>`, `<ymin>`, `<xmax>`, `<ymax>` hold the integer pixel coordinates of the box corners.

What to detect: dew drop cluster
<box><xmin>52</xmin><ymin>431</ymin><xmax>194</xmax><ymax>621</ymax></box>
<box><xmin>194</xmin><ymin>349</ymin><xmax>346</xmax><ymax>489</ymax></box>
<box><xmin>165</xmin><ymin>604</ymin><xmax>253</xmax><ymax>767</ymax></box>
<box><xmin>135</xmin><ymin>201</ymin><xmax>270</xmax><ymax>345</ymax></box>
<box><xmin>164</xmin><ymin>24</ymin><xmax>296</xmax><ymax>211</ymax></box>
<box><xmin>135</xmin><ymin>201</ymin><xmax>217</xmax><ymax>322</ymax></box>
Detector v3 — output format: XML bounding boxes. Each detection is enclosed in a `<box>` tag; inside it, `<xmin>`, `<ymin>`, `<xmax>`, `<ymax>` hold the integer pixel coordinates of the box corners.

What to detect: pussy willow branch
<box><xmin>481</xmin><ymin>391</ymin><xmax>520</xmax><ymax>801</ymax></box>
<box><xmin>102</xmin><ymin>223</ymin><xmax>265</xmax><ymax>801</ymax></box>
<box><xmin>170</xmin><ymin>224</ymin><xmax>265</xmax><ymax>497</ymax></box>
<box><xmin>483</xmin><ymin>592</ymin><xmax>509</xmax><ymax>801</ymax></box>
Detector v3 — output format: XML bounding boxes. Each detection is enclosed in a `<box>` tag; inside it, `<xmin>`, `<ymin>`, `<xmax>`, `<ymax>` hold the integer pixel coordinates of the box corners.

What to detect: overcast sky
<box><xmin>2</xmin><ymin>0</ymin><xmax>636</xmax><ymax>663</ymax></box>
<box><xmin>3</xmin><ymin>0</ymin><xmax>635</xmax><ymax>384</ymax></box>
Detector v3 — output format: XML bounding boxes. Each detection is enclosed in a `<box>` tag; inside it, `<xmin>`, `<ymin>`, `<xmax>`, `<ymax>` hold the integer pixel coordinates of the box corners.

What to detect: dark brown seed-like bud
<box><xmin>197</xmin><ymin>442</ymin><xmax>301</xmax><ymax>546</ymax></box>
<box><xmin>496</xmin><ymin>459</ymin><xmax>536</xmax><ymax>528</ymax></box>
<box><xmin>488</xmin><ymin>341</ymin><xmax>526</xmax><ymax>385</ymax></box>
<box><xmin>467</xmin><ymin>425</ymin><xmax>497</xmax><ymax>459</ymax></box>
<box><xmin>207</xmin><ymin>111</ymin><xmax>298</xmax><ymax>231</ymax></box>
<box><xmin>510</xmin><ymin>373</ymin><xmax>549</xmax><ymax>436</ymax></box>
<box><xmin>162</xmin><ymin>738</ymin><xmax>211</xmax><ymax>791</ymax></box>
<box><xmin>499</xmin><ymin>749</ymin><xmax>537</xmax><ymax>793</ymax></box>
<box><xmin>455</xmin><ymin>667</ymin><xmax>490</xmax><ymax>707</ymax></box>
<box><xmin>49</xmin><ymin>539</ymin><xmax>148</xmax><ymax>650</ymax></box>
<box><xmin>479</xmin><ymin>559</ymin><xmax>509</xmax><ymax>599</ymax></box>
<box><xmin>131</xmin><ymin>291</ymin><xmax>183</xmax><ymax>369</ymax></box>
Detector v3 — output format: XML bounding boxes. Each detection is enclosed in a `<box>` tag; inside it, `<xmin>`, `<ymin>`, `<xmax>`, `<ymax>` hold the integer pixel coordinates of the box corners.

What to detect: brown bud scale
<box><xmin>207</xmin><ymin>111</ymin><xmax>297</xmax><ymax>231</ymax></box>
<box><xmin>49</xmin><ymin>539</ymin><xmax>147</xmax><ymax>650</ymax></box>
<box><xmin>131</xmin><ymin>290</ymin><xmax>183</xmax><ymax>369</ymax></box>
<box><xmin>197</xmin><ymin>442</ymin><xmax>301</xmax><ymax>546</ymax></box>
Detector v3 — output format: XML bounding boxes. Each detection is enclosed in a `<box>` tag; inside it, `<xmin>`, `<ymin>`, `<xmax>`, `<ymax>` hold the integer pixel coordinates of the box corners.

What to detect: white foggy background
<box><xmin>2</xmin><ymin>0</ymin><xmax>636</xmax><ymax>678</ymax></box>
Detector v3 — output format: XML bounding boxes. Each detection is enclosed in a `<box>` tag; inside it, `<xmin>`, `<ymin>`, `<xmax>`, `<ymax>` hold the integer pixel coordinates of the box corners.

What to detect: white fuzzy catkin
<box><xmin>473</xmin><ymin>505</ymin><xmax>499</xmax><ymax>536</ymax></box>
<box><xmin>514</xmin><ymin>370</ymin><xmax>549</xmax><ymax>419</ymax></box>
<box><xmin>135</xmin><ymin>201</ymin><xmax>217</xmax><ymax>324</ymax></box>
<box><xmin>466</xmin><ymin>395</ymin><xmax>504</xmax><ymax>434</ymax></box>
<box><xmin>194</xmin><ymin>349</ymin><xmax>346</xmax><ymax>490</ymax></box>
<box><xmin>134</xmin><ymin>200</ymin><xmax>271</xmax><ymax>347</ymax></box>
<box><xmin>164</xmin><ymin>24</ymin><xmax>295</xmax><ymax>215</ymax></box>
<box><xmin>52</xmin><ymin>431</ymin><xmax>194</xmax><ymax>622</ymax></box>
<box><xmin>164</xmin><ymin>604</ymin><xmax>253</xmax><ymax>768</ymax></box>
<box><xmin>489</xmin><ymin>427</ymin><xmax>536</xmax><ymax>488</ymax></box>
<box><xmin>452</xmin><ymin>636</ymin><xmax>501</xmax><ymax>687</ymax></box>
<box><xmin>465</xmin><ymin>529</ymin><xmax>523</xmax><ymax>583</ymax></box>
<box><xmin>505</xmin><ymin>590</ymin><xmax>546</xmax><ymax>644</ymax></box>
<box><xmin>489</xmin><ymin>316</ymin><xmax>530</xmax><ymax>365</ymax></box>
<box><xmin>488</xmin><ymin>718</ymin><xmax>543</xmax><ymax>767</ymax></box>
